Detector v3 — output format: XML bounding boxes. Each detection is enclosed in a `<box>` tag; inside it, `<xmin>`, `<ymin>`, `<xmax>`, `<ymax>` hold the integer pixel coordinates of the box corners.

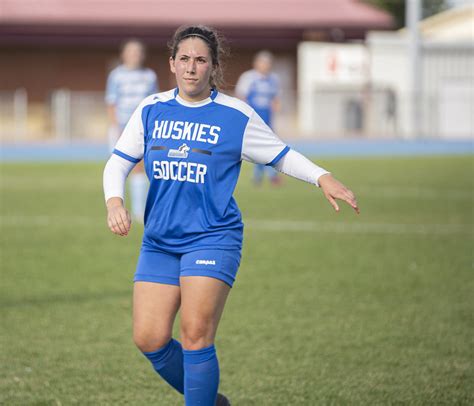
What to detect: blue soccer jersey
<box><xmin>235</xmin><ymin>70</ymin><xmax>280</xmax><ymax>126</ymax></box>
<box><xmin>112</xmin><ymin>88</ymin><xmax>289</xmax><ymax>253</ymax></box>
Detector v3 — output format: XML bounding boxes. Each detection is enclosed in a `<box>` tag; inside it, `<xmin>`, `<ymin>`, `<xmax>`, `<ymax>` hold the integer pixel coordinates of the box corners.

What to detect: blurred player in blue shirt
<box><xmin>105</xmin><ymin>39</ymin><xmax>158</xmax><ymax>221</ymax></box>
<box><xmin>235</xmin><ymin>51</ymin><xmax>282</xmax><ymax>185</ymax></box>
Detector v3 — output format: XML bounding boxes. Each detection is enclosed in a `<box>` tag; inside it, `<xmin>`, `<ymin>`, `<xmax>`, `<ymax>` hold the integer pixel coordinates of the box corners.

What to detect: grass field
<box><xmin>1</xmin><ymin>156</ymin><xmax>473</xmax><ymax>405</ymax></box>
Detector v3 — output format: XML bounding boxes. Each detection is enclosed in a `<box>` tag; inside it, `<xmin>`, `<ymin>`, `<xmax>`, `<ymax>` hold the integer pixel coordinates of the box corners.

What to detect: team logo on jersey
<box><xmin>168</xmin><ymin>143</ymin><xmax>190</xmax><ymax>158</ymax></box>
<box><xmin>195</xmin><ymin>259</ymin><xmax>216</xmax><ymax>266</ymax></box>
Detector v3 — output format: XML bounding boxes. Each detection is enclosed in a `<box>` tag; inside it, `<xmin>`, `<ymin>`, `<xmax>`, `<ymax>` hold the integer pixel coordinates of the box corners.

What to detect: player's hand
<box><xmin>318</xmin><ymin>174</ymin><xmax>359</xmax><ymax>214</ymax></box>
<box><xmin>106</xmin><ymin>197</ymin><xmax>132</xmax><ymax>236</ymax></box>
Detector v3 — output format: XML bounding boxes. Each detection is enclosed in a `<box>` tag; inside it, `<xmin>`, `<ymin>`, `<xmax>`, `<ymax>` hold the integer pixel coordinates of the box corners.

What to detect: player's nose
<box><xmin>185</xmin><ymin>60</ymin><xmax>196</xmax><ymax>73</ymax></box>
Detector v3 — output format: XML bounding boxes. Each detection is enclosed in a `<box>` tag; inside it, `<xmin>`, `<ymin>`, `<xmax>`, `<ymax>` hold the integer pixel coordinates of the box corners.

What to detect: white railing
<box><xmin>1</xmin><ymin>87</ymin><xmax>472</xmax><ymax>142</ymax></box>
<box><xmin>0</xmin><ymin>89</ymin><xmax>28</xmax><ymax>142</ymax></box>
<box><xmin>51</xmin><ymin>90</ymin><xmax>107</xmax><ymax>141</ymax></box>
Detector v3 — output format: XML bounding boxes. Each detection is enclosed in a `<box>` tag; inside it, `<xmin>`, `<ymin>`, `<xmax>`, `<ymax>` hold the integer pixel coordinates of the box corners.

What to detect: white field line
<box><xmin>0</xmin><ymin>215</ymin><xmax>101</xmax><ymax>227</ymax></box>
<box><xmin>1</xmin><ymin>182</ymin><xmax>472</xmax><ymax>201</ymax></box>
<box><xmin>355</xmin><ymin>186</ymin><xmax>472</xmax><ymax>201</ymax></box>
<box><xmin>1</xmin><ymin>216</ymin><xmax>472</xmax><ymax>236</ymax></box>
<box><xmin>245</xmin><ymin>219</ymin><xmax>472</xmax><ymax>235</ymax></box>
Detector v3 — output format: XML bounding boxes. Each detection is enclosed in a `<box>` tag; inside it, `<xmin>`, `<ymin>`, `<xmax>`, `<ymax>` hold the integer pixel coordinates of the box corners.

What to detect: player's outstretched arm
<box><xmin>318</xmin><ymin>173</ymin><xmax>359</xmax><ymax>214</ymax></box>
<box><xmin>272</xmin><ymin>149</ymin><xmax>359</xmax><ymax>214</ymax></box>
<box><xmin>106</xmin><ymin>197</ymin><xmax>132</xmax><ymax>236</ymax></box>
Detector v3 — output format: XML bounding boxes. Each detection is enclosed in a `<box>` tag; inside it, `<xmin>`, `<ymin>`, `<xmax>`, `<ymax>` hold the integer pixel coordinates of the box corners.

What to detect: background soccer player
<box><xmin>235</xmin><ymin>50</ymin><xmax>282</xmax><ymax>185</ymax></box>
<box><xmin>103</xmin><ymin>25</ymin><xmax>359</xmax><ymax>406</ymax></box>
<box><xmin>105</xmin><ymin>39</ymin><xmax>158</xmax><ymax>221</ymax></box>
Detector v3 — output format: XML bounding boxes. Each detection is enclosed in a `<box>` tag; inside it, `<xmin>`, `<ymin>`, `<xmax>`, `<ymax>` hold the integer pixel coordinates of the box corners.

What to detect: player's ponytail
<box><xmin>168</xmin><ymin>25</ymin><xmax>228</xmax><ymax>90</ymax></box>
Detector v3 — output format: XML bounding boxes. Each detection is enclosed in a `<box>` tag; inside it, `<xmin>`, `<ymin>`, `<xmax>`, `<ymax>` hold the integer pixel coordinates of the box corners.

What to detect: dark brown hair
<box><xmin>120</xmin><ymin>38</ymin><xmax>146</xmax><ymax>55</ymax></box>
<box><xmin>168</xmin><ymin>25</ymin><xmax>228</xmax><ymax>90</ymax></box>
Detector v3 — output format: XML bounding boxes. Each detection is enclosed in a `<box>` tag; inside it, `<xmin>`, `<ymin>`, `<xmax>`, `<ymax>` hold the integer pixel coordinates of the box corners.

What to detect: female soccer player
<box><xmin>103</xmin><ymin>25</ymin><xmax>359</xmax><ymax>406</ymax></box>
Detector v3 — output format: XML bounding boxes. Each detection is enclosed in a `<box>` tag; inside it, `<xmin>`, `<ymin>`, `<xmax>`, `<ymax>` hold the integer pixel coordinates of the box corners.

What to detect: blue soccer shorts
<box><xmin>134</xmin><ymin>245</ymin><xmax>241</xmax><ymax>288</ymax></box>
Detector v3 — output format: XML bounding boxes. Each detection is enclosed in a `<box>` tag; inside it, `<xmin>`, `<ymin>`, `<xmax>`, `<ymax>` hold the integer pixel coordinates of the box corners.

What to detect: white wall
<box><xmin>298</xmin><ymin>30</ymin><xmax>474</xmax><ymax>139</ymax></box>
<box><xmin>422</xmin><ymin>43</ymin><xmax>474</xmax><ymax>138</ymax></box>
<box><xmin>368</xmin><ymin>31</ymin><xmax>474</xmax><ymax>139</ymax></box>
<box><xmin>366</xmin><ymin>32</ymin><xmax>413</xmax><ymax>137</ymax></box>
<box><xmin>298</xmin><ymin>42</ymin><xmax>369</xmax><ymax>137</ymax></box>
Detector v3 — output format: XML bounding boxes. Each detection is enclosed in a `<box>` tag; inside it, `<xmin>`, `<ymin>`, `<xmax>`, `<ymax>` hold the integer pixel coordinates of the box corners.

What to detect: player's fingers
<box><xmin>118</xmin><ymin>210</ymin><xmax>130</xmax><ymax>234</ymax></box>
<box><xmin>108</xmin><ymin>210</ymin><xmax>123</xmax><ymax>234</ymax></box>
<box><xmin>109</xmin><ymin>211</ymin><xmax>126</xmax><ymax>235</ymax></box>
<box><xmin>107</xmin><ymin>216</ymin><xmax>118</xmax><ymax>234</ymax></box>
<box><xmin>325</xmin><ymin>193</ymin><xmax>340</xmax><ymax>212</ymax></box>
<box><xmin>334</xmin><ymin>188</ymin><xmax>356</xmax><ymax>204</ymax></box>
<box><xmin>113</xmin><ymin>213</ymin><xmax>128</xmax><ymax>235</ymax></box>
<box><xmin>349</xmin><ymin>199</ymin><xmax>360</xmax><ymax>214</ymax></box>
<box><xmin>343</xmin><ymin>191</ymin><xmax>357</xmax><ymax>207</ymax></box>
<box><xmin>342</xmin><ymin>194</ymin><xmax>360</xmax><ymax>214</ymax></box>
<box><xmin>330</xmin><ymin>187</ymin><xmax>346</xmax><ymax>199</ymax></box>
<box><xmin>346</xmin><ymin>189</ymin><xmax>356</xmax><ymax>200</ymax></box>
<box><xmin>110</xmin><ymin>219</ymin><xmax>123</xmax><ymax>236</ymax></box>
<box><xmin>346</xmin><ymin>190</ymin><xmax>359</xmax><ymax>212</ymax></box>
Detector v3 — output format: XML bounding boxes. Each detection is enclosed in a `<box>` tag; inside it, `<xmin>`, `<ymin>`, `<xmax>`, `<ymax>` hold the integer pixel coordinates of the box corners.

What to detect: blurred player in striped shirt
<box><xmin>105</xmin><ymin>39</ymin><xmax>158</xmax><ymax>221</ymax></box>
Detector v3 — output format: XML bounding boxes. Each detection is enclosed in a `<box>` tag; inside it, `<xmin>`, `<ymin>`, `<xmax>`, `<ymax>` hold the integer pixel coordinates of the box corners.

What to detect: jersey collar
<box><xmin>174</xmin><ymin>88</ymin><xmax>217</xmax><ymax>108</ymax></box>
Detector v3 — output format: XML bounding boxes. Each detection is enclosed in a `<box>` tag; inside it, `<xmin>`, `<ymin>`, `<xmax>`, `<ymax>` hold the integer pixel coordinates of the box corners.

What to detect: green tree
<box><xmin>365</xmin><ymin>0</ymin><xmax>448</xmax><ymax>28</ymax></box>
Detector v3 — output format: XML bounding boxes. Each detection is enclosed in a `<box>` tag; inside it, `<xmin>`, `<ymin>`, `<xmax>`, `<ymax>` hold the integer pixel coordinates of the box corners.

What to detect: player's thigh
<box><xmin>133</xmin><ymin>245</ymin><xmax>182</xmax><ymax>341</ymax></box>
<box><xmin>179</xmin><ymin>276</ymin><xmax>231</xmax><ymax>348</ymax></box>
<box><xmin>133</xmin><ymin>281</ymin><xmax>181</xmax><ymax>350</ymax></box>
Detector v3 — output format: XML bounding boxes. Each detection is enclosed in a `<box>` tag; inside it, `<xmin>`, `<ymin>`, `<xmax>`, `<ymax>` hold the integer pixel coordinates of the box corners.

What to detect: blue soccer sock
<box><xmin>183</xmin><ymin>344</ymin><xmax>220</xmax><ymax>406</ymax></box>
<box><xmin>143</xmin><ymin>338</ymin><xmax>184</xmax><ymax>394</ymax></box>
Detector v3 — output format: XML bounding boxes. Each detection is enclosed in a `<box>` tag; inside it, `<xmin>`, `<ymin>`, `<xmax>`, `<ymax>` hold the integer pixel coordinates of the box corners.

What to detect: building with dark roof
<box><xmin>0</xmin><ymin>0</ymin><xmax>393</xmax><ymax>139</ymax></box>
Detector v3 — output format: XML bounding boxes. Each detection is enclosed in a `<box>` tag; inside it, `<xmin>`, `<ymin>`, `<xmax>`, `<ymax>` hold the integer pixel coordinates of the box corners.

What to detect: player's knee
<box><xmin>133</xmin><ymin>330</ymin><xmax>171</xmax><ymax>353</ymax></box>
<box><xmin>180</xmin><ymin>319</ymin><xmax>214</xmax><ymax>350</ymax></box>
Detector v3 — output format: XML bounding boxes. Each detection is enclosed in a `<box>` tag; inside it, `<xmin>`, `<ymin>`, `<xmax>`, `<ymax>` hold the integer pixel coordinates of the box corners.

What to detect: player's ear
<box><xmin>169</xmin><ymin>57</ymin><xmax>176</xmax><ymax>74</ymax></box>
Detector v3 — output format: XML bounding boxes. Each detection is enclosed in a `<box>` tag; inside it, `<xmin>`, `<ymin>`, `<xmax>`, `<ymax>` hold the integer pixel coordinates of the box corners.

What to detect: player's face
<box><xmin>254</xmin><ymin>56</ymin><xmax>272</xmax><ymax>75</ymax></box>
<box><xmin>122</xmin><ymin>42</ymin><xmax>145</xmax><ymax>69</ymax></box>
<box><xmin>170</xmin><ymin>38</ymin><xmax>213</xmax><ymax>102</ymax></box>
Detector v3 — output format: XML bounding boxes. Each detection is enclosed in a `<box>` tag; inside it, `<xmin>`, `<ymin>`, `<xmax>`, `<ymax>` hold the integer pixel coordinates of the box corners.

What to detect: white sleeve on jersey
<box><xmin>241</xmin><ymin>110</ymin><xmax>289</xmax><ymax>165</ymax></box>
<box><xmin>113</xmin><ymin>100</ymin><xmax>146</xmax><ymax>161</ymax></box>
<box><xmin>273</xmin><ymin>149</ymin><xmax>330</xmax><ymax>187</ymax></box>
<box><xmin>103</xmin><ymin>154</ymin><xmax>136</xmax><ymax>202</ymax></box>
